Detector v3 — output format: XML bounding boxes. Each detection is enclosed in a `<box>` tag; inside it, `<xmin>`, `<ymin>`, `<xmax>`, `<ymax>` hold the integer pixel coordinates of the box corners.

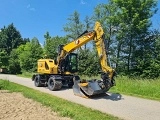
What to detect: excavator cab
<box><xmin>57</xmin><ymin>45</ymin><xmax>78</xmax><ymax>74</ymax></box>
<box><xmin>62</xmin><ymin>53</ymin><xmax>78</xmax><ymax>73</ymax></box>
<box><xmin>58</xmin><ymin>53</ymin><xmax>78</xmax><ymax>74</ymax></box>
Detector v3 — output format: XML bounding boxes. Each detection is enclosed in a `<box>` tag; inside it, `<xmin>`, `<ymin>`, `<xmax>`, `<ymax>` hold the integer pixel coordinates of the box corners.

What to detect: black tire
<box><xmin>32</xmin><ymin>74</ymin><xmax>36</xmax><ymax>81</ymax></box>
<box><xmin>48</xmin><ymin>77</ymin><xmax>62</xmax><ymax>91</ymax></box>
<box><xmin>34</xmin><ymin>75</ymin><xmax>42</xmax><ymax>87</ymax></box>
<box><xmin>68</xmin><ymin>83</ymin><xmax>74</xmax><ymax>88</ymax></box>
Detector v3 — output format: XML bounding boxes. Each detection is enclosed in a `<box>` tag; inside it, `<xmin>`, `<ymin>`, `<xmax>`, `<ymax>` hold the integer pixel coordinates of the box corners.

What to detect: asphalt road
<box><xmin>0</xmin><ymin>74</ymin><xmax>160</xmax><ymax>120</ymax></box>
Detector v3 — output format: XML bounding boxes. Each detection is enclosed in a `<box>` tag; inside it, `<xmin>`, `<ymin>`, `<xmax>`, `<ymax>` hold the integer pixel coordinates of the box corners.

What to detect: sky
<box><xmin>0</xmin><ymin>0</ymin><xmax>160</xmax><ymax>44</ymax></box>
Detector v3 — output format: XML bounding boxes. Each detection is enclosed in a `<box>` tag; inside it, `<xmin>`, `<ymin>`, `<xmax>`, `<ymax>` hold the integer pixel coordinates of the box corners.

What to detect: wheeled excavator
<box><xmin>32</xmin><ymin>21</ymin><xmax>116</xmax><ymax>98</ymax></box>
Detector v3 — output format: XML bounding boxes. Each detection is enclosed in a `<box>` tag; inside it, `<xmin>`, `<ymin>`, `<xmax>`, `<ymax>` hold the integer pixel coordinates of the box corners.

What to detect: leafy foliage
<box><xmin>0</xmin><ymin>23</ymin><xmax>23</xmax><ymax>54</ymax></box>
<box><xmin>112</xmin><ymin>0</ymin><xmax>157</xmax><ymax>73</ymax></box>
<box><xmin>0</xmin><ymin>23</ymin><xmax>27</xmax><ymax>71</ymax></box>
<box><xmin>44</xmin><ymin>32</ymin><xmax>69</xmax><ymax>59</ymax></box>
<box><xmin>134</xmin><ymin>32</ymin><xmax>160</xmax><ymax>78</ymax></box>
<box><xmin>8</xmin><ymin>49</ymin><xmax>21</xmax><ymax>74</ymax></box>
<box><xmin>0</xmin><ymin>50</ymin><xmax>9</xmax><ymax>68</ymax></box>
<box><xmin>78</xmin><ymin>49</ymin><xmax>100</xmax><ymax>76</ymax></box>
<box><xmin>17</xmin><ymin>38</ymin><xmax>43</xmax><ymax>72</ymax></box>
<box><xmin>63</xmin><ymin>11</ymin><xmax>84</xmax><ymax>40</ymax></box>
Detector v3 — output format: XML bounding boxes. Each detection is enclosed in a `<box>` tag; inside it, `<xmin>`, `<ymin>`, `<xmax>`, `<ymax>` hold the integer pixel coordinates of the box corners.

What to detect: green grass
<box><xmin>109</xmin><ymin>76</ymin><xmax>160</xmax><ymax>101</ymax></box>
<box><xmin>17</xmin><ymin>72</ymin><xmax>33</xmax><ymax>78</ymax></box>
<box><xmin>80</xmin><ymin>75</ymin><xmax>160</xmax><ymax>101</ymax></box>
<box><xmin>0</xmin><ymin>80</ymin><xmax>119</xmax><ymax>120</ymax></box>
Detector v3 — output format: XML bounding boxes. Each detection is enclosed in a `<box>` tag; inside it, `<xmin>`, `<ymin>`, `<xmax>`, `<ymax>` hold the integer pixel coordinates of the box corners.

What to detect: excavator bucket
<box><xmin>73</xmin><ymin>79</ymin><xmax>107</xmax><ymax>98</ymax></box>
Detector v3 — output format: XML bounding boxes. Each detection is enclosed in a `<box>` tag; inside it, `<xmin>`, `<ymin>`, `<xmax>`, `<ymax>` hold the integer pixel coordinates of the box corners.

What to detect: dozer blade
<box><xmin>73</xmin><ymin>79</ymin><xmax>107</xmax><ymax>98</ymax></box>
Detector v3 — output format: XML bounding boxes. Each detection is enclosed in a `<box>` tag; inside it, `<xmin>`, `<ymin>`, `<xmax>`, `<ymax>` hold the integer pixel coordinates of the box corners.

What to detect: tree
<box><xmin>44</xmin><ymin>32</ymin><xmax>69</xmax><ymax>59</ymax></box>
<box><xmin>23</xmin><ymin>38</ymin><xmax>30</xmax><ymax>43</ymax></box>
<box><xmin>8</xmin><ymin>49</ymin><xmax>21</xmax><ymax>74</ymax></box>
<box><xmin>112</xmin><ymin>0</ymin><xmax>158</xmax><ymax>73</ymax></box>
<box><xmin>0</xmin><ymin>23</ymin><xmax>23</xmax><ymax>54</ymax></box>
<box><xmin>0</xmin><ymin>23</ymin><xmax>28</xmax><ymax>71</ymax></box>
<box><xmin>135</xmin><ymin>31</ymin><xmax>160</xmax><ymax>78</ymax></box>
<box><xmin>0</xmin><ymin>50</ymin><xmax>8</xmax><ymax>68</ymax></box>
<box><xmin>78</xmin><ymin>49</ymin><xmax>100</xmax><ymax>76</ymax></box>
<box><xmin>63</xmin><ymin>11</ymin><xmax>84</xmax><ymax>40</ymax></box>
<box><xmin>17</xmin><ymin>38</ymin><xmax>43</xmax><ymax>72</ymax></box>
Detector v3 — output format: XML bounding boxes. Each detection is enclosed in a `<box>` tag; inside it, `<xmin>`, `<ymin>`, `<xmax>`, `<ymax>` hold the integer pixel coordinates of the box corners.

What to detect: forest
<box><xmin>0</xmin><ymin>0</ymin><xmax>160</xmax><ymax>79</ymax></box>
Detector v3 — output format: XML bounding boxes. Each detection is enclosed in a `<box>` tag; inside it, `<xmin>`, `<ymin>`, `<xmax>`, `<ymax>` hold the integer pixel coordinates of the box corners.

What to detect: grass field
<box><xmin>0</xmin><ymin>80</ymin><xmax>119</xmax><ymax>120</ymax></box>
<box><xmin>109</xmin><ymin>76</ymin><xmax>160</xmax><ymax>101</ymax></box>
<box><xmin>17</xmin><ymin>72</ymin><xmax>33</xmax><ymax>78</ymax></box>
<box><xmin>81</xmin><ymin>75</ymin><xmax>160</xmax><ymax>101</ymax></box>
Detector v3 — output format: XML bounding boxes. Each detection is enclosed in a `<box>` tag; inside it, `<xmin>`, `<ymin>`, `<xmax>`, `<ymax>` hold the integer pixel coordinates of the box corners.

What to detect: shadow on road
<box><xmin>42</xmin><ymin>85</ymin><xmax>123</xmax><ymax>101</ymax></box>
<box><xmin>91</xmin><ymin>92</ymin><xmax>123</xmax><ymax>101</ymax></box>
<box><xmin>43</xmin><ymin>85</ymin><xmax>72</xmax><ymax>91</ymax></box>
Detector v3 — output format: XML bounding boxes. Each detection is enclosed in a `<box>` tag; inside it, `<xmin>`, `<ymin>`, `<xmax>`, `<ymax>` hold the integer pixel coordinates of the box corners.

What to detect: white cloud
<box><xmin>80</xmin><ymin>0</ymin><xmax>87</xmax><ymax>5</ymax></box>
<box><xmin>27</xmin><ymin>4</ymin><xmax>36</xmax><ymax>11</ymax></box>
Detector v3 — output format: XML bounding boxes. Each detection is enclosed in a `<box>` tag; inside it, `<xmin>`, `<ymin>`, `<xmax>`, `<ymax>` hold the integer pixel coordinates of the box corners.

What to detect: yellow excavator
<box><xmin>32</xmin><ymin>22</ymin><xmax>116</xmax><ymax>98</ymax></box>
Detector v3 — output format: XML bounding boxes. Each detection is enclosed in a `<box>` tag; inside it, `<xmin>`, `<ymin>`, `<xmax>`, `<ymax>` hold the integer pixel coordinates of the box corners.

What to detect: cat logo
<box><xmin>75</xmin><ymin>39</ymin><xmax>80</xmax><ymax>45</ymax></box>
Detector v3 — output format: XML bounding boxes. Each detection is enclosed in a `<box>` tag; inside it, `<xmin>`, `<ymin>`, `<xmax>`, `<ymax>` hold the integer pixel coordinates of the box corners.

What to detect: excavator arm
<box><xmin>93</xmin><ymin>22</ymin><xmax>115</xmax><ymax>82</ymax></box>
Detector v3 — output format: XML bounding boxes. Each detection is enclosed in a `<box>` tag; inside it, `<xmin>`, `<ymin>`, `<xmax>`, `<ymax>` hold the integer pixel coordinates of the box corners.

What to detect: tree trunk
<box><xmin>127</xmin><ymin>34</ymin><xmax>133</xmax><ymax>72</ymax></box>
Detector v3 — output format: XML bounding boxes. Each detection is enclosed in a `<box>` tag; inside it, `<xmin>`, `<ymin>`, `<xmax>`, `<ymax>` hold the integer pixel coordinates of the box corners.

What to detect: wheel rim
<box><xmin>35</xmin><ymin>77</ymin><xmax>39</xmax><ymax>86</ymax></box>
<box><xmin>49</xmin><ymin>79</ymin><xmax>54</xmax><ymax>88</ymax></box>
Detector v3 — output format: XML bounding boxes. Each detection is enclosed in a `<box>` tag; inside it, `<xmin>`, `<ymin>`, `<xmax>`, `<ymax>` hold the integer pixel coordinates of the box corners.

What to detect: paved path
<box><xmin>0</xmin><ymin>74</ymin><xmax>160</xmax><ymax>120</ymax></box>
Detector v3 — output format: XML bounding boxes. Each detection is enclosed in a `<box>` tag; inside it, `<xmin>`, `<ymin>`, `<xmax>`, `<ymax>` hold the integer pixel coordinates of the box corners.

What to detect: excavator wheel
<box><xmin>68</xmin><ymin>83</ymin><xmax>74</xmax><ymax>88</ymax></box>
<box><xmin>48</xmin><ymin>76</ymin><xmax>62</xmax><ymax>91</ymax></box>
<box><xmin>34</xmin><ymin>75</ymin><xmax>42</xmax><ymax>87</ymax></box>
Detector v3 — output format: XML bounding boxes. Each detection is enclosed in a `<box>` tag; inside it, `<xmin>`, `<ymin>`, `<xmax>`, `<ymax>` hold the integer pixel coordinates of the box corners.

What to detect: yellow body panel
<box><xmin>37</xmin><ymin>59</ymin><xmax>58</xmax><ymax>74</ymax></box>
<box><xmin>79</xmin><ymin>83</ymin><xmax>88</xmax><ymax>87</ymax></box>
